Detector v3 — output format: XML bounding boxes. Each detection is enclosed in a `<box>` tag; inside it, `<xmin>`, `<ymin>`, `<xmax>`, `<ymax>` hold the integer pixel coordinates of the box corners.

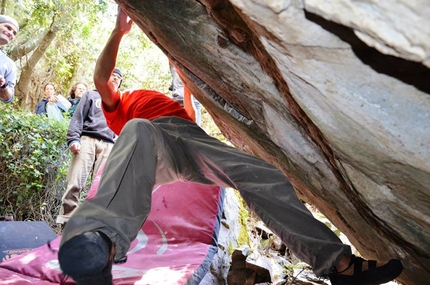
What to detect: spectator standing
<box><xmin>169</xmin><ymin>62</ymin><xmax>201</xmax><ymax>125</ymax></box>
<box><xmin>67</xmin><ymin>82</ymin><xmax>88</xmax><ymax>117</ymax></box>
<box><xmin>34</xmin><ymin>83</ymin><xmax>68</xmax><ymax>120</ymax></box>
<box><xmin>169</xmin><ymin>62</ymin><xmax>184</xmax><ymax>104</ymax></box>
<box><xmin>0</xmin><ymin>15</ymin><xmax>19</xmax><ymax>104</ymax></box>
<box><xmin>55</xmin><ymin>73</ymin><xmax>118</xmax><ymax>225</ymax></box>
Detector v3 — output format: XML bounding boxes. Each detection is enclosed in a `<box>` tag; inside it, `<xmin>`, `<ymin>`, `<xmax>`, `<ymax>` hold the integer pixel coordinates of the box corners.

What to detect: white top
<box><xmin>0</xmin><ymin>49</ymin><xmax>17</xmax><ymax>103</ymax></box>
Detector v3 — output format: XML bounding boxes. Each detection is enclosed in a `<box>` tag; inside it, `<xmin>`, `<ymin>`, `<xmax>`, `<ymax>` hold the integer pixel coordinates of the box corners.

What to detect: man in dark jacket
<box><xmin>55</xmin><ymin>74</ymin><xmax>119</xmax><ymax>225</ymax></box>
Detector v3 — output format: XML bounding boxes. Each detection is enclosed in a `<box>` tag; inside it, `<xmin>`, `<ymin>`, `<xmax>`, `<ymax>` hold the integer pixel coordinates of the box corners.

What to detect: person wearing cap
<box><xmin>55</xmin><ymin>71</ymin><xmax>119</xmax><ymax>226</ymax></box>
<box><xmin>0</xmin><ymin>15</ymin><xmax>19</xmax><ymax>104</ymax></box>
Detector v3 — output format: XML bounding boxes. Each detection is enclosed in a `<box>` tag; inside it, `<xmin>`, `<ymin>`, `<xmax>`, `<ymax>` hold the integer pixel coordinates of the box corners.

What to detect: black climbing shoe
<box><xmin>329</xmin><ymin>254</ymin><xmax>403</xmax><ymax>285</ymax></box>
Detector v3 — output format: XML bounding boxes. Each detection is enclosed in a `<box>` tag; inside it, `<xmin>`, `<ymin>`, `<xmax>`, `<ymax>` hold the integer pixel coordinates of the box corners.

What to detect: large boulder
<box><xmin>117</xmin><ymin>0</ymin><xmax>429</xmax><ymax>284</ymax></box>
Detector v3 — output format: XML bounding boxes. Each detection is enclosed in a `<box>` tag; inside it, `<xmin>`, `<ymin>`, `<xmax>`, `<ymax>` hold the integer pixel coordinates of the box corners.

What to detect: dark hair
<box><xmin>69</xmin><ymin>82</ymin><xmax>88</xmax><ymax>99</ymax></box>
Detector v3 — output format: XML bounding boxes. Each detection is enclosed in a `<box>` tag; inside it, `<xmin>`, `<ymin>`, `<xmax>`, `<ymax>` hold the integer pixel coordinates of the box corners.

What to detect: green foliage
<box><xmin>117</xmin><ymin>27</ymin><xmax>172</xmax><ymax>93</ymax></box>
<box><xmin>0</xmin><ymin>103</ymin><xmax>70</xmax><ymax>224</ymax></box>
<box><xmin>6</xmin><ymin>0</ymin><xmax>112</xmax><ymax>102</ymax></box>
<box><xmin>4</xmin><ymin>0</ymin><xmax>174</xmax><ymax>109</ymax></box>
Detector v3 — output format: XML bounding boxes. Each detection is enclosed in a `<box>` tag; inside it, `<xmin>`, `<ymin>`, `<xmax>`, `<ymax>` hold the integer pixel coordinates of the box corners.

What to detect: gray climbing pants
<box><xmin>60</xmin><ymin>116</ymin><xmax>351</xmax><ymax>276</ymax></box>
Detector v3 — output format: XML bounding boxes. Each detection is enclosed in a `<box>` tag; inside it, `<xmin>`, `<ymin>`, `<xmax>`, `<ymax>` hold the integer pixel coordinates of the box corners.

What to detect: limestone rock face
<box><xmin>117</xmin><ymin>0</ymin><xmax>429</xmax><ymax>284</ymax></box>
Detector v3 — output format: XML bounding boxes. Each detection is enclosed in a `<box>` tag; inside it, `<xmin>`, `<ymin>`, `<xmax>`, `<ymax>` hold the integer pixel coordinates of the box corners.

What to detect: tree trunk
<box><xmin>16</xmin><ymin>17</ymin><xmax>59</xmax><ymax>110</ymax></box>
<box><xmin>1</xmin><ymin>0</ymin><xmax>6</xmax><ymax>15</ymax></box>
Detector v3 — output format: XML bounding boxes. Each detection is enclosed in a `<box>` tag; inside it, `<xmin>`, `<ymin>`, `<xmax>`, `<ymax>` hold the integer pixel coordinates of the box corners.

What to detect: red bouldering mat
<box><xmin>0</xmin><ymin>180</ymin><xmax>224</xmax><ymax>284</ymax></box>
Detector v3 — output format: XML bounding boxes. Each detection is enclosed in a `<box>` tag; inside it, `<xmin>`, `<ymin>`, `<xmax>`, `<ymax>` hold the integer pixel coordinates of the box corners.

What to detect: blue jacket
<box><xmin>34</xmin><ymin>99</ymin><xmax>66</xmax><ymax>117</ymax></box>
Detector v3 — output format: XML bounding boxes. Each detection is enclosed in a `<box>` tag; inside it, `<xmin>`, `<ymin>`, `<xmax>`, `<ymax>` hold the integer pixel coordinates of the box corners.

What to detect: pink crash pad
<box><xmin>0</xmin><ymin>178</ymin><xmax>224</xmax><ymax>284</ymax></box>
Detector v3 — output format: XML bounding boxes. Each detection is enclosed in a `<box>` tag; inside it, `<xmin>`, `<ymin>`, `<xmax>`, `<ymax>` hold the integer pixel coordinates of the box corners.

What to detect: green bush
<box><xmin>0</xmin><ymin>103</ymin><xmax>70</xmax><ymax>228</ymax></box>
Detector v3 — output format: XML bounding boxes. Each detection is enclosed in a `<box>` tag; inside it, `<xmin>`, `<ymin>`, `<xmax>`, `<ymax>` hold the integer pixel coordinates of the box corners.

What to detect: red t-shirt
<box><xmin>103</xmin><ymin>89</ymin><xmax>193</xmax><ymax>134</ymax></box>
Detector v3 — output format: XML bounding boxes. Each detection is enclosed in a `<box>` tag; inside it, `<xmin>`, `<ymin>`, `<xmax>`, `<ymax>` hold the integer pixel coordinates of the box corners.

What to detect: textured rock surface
<box><xmin>117</xmin><ymin>0</ymin><xmax>429</xmax><ymax>284</ymax></box>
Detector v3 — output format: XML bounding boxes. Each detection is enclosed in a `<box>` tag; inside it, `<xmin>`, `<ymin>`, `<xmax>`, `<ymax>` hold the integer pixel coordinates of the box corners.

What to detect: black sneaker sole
<box><xmin>59</xmin><ymin>231</ymin><xmax>112</xmax><ymax>277</ymax></box>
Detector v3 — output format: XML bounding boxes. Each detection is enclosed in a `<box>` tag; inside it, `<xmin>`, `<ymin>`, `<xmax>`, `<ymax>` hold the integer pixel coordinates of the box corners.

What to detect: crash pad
<box><xmin>0</xmin><ymin>180</ymin><xmax>224</xmax><ymax>284</ymax></box>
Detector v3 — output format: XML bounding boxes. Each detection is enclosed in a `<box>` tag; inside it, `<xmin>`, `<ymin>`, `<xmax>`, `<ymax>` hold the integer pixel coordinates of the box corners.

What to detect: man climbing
<box><xmin>58</xmin><ymin>7</ymin><xmax>403</xmax><ymax>285</ymax></box>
